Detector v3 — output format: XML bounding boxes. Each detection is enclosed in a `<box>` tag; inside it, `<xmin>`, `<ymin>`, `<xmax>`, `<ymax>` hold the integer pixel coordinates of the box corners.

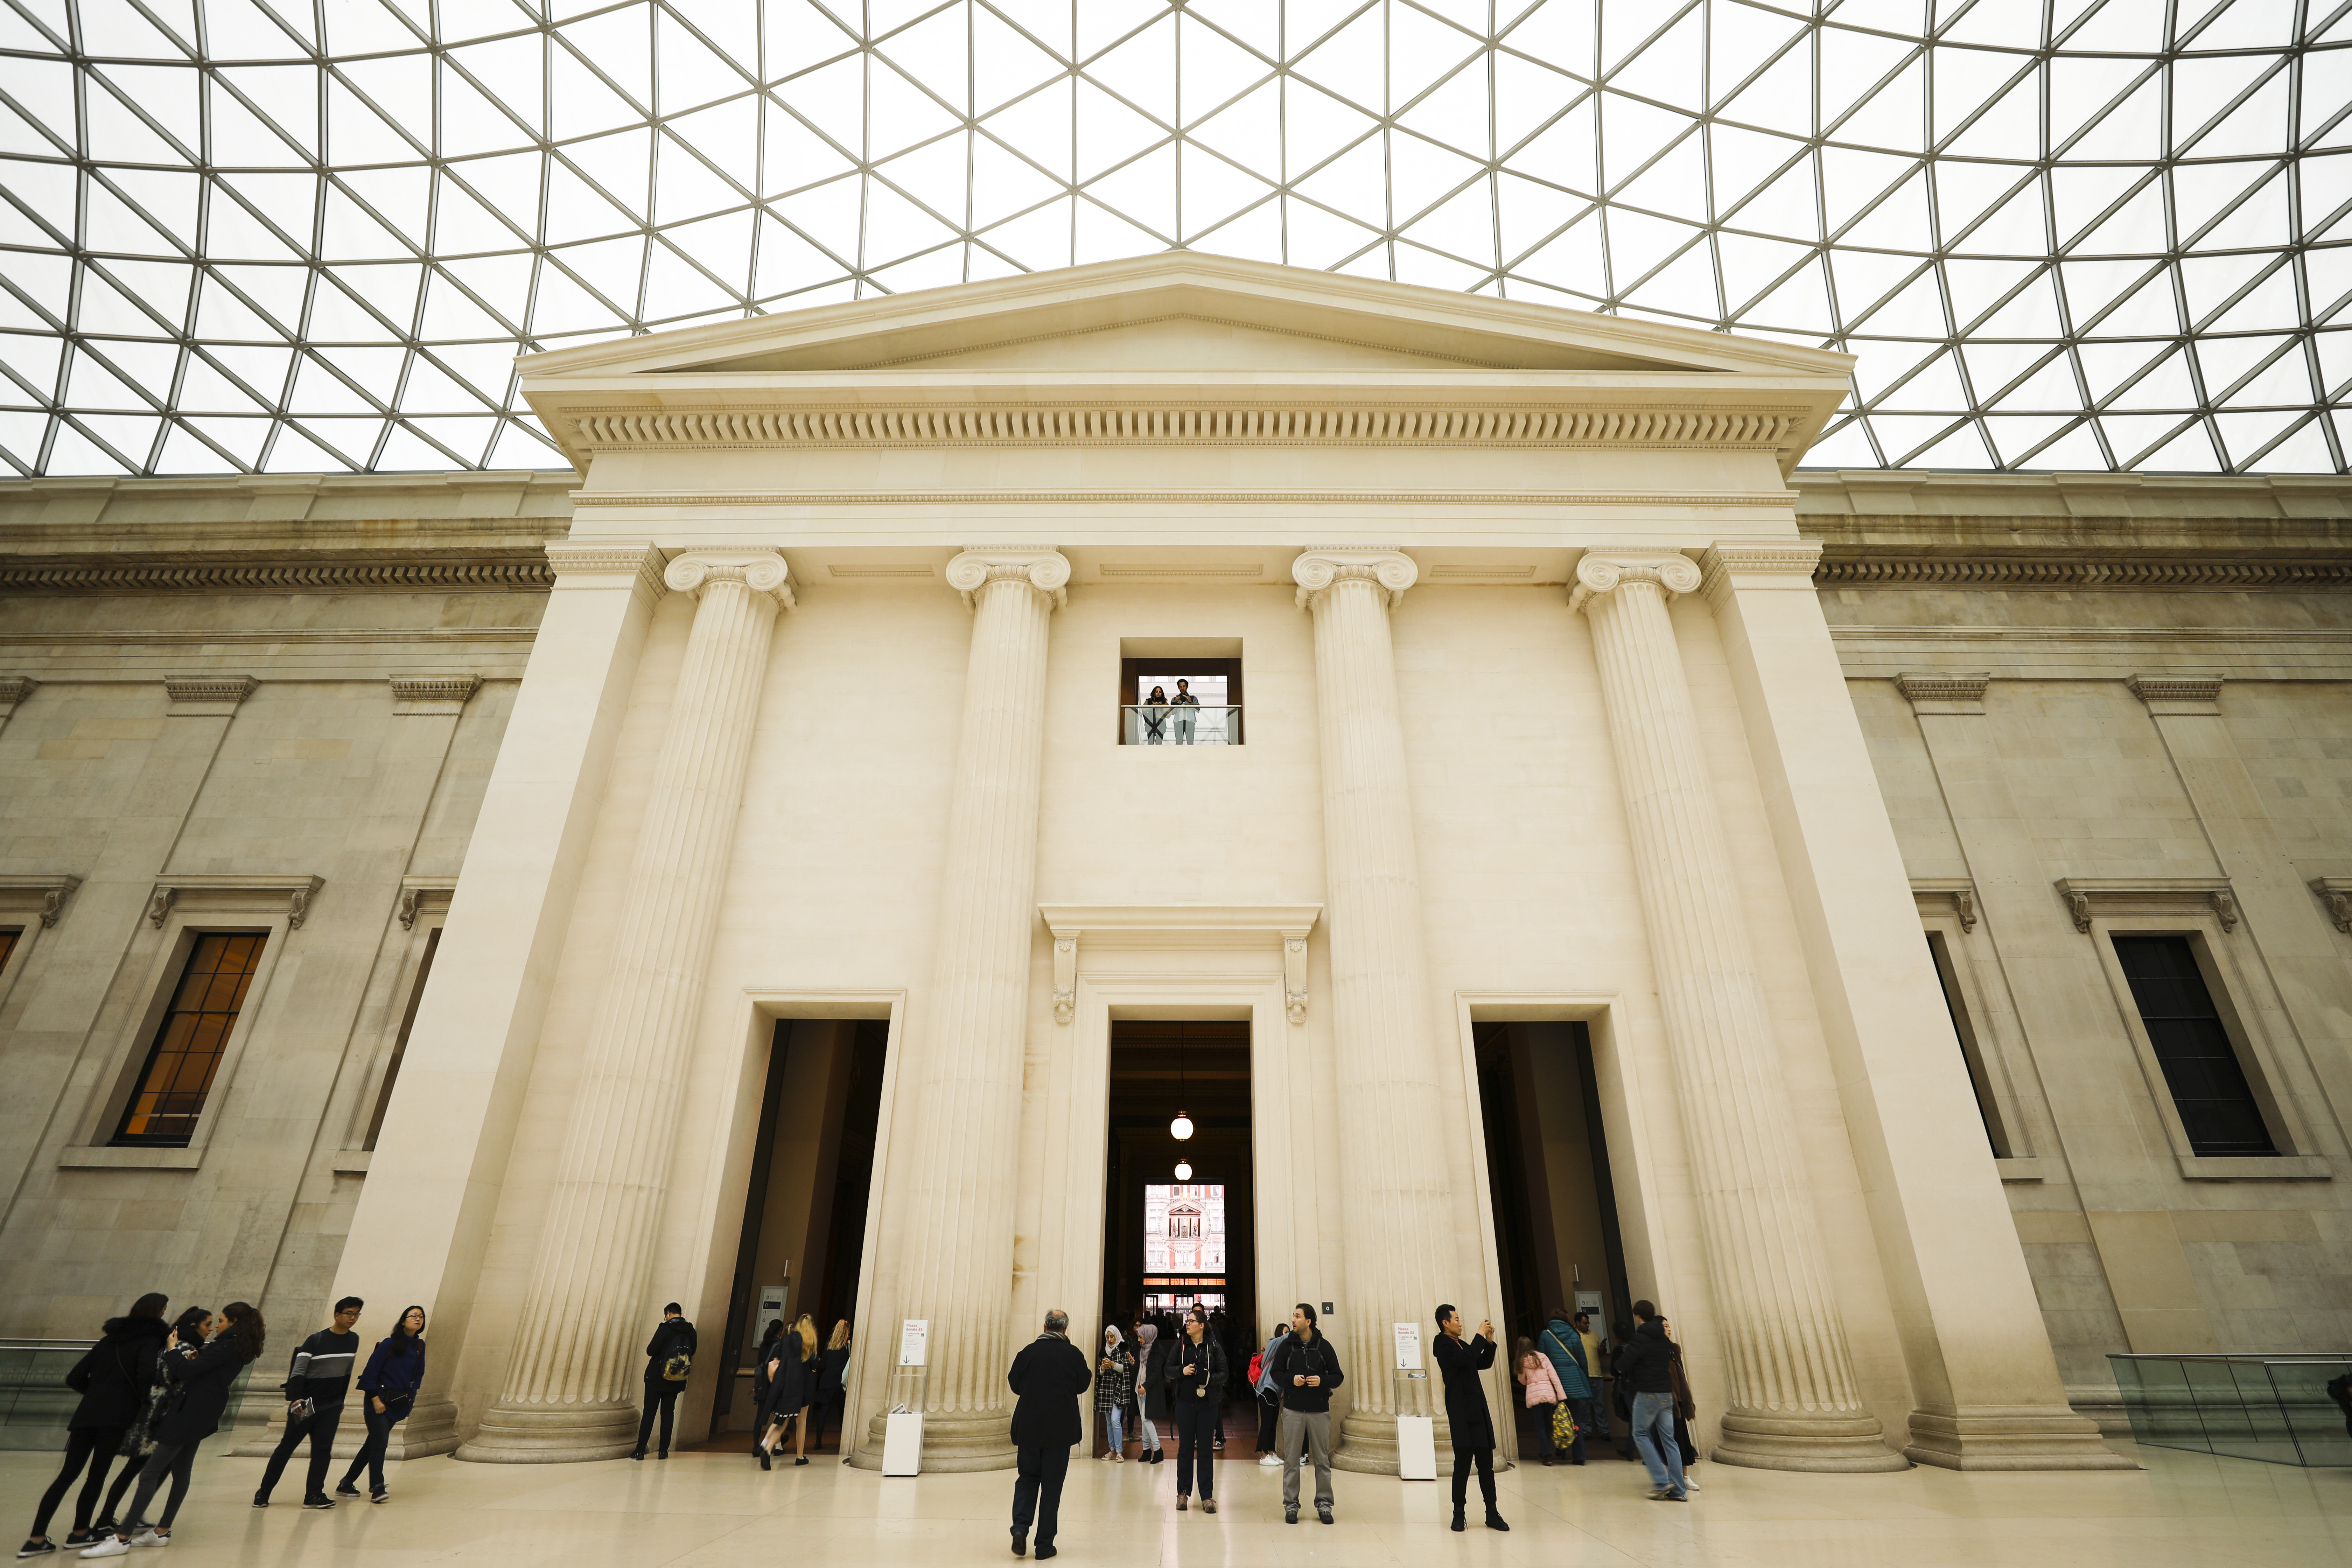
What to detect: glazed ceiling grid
<box><xmin>0</xmin><ymin>0</ymin><xmax>2346</xmax><ymax>478</ymax></box>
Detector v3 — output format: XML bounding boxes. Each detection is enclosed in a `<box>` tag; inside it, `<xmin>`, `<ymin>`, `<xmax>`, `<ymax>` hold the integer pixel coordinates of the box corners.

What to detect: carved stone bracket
<box><xmin>946</xmin><ymin>546</ymin><xmax>1069</xmax><ymax>611</ymax></box>
<box><xmin>2127</xmin><ymin>673</ymin><xmax>2225</xmax><ymax>715</ymax></box>
<box><xmin>147</xmin><ymin>874</ymin><xmax>326</xmax><ymax>930</ymax></box>
<box><xmin>1292</xmin><ymin>547</ymin><xmax>1418</xmax><ymax>611</ymax></box>
<box><xmin>1895</xmin><ymin>672</ymin><xmax>1991</xmax><ymax>716</ymax></box>
<box><xmin>162</xmin><ymin>674</ymin><xmax>258</xmax><ymax>716</ymax></box>
<box><xmin>1038</xmin><ymin>905</ymin><xmax>1322</xmax><ymax>1023</ymax></box>
<box><xmin>2054</xmin><ymin>877</ymin><xmax>2236</xmax><ymax>935</ymax></box>
<box><xmin>664</xmin><ymin>549</ymin><xmax>795</xmax><ymax>609</ymax></box>
<box><xmin>0</xmin><ymin>873</ymin><xmax>82</xmax><ymax>929</ymax></box>
<box><xmin>0</xmin><ymin>675</ymin><xmax>35</xmax><ymax>708</ymax></box>
<box><xmin>2312</xmin><ymin>878</ymin><xmax>2352</xmax><ymax>934</ymax></box>
<box><xmin>1566</xmin><ymin>550</ymin><xmax>1702</xmax><ymax>615</ymax></box>
<box><xmin>399</xmin><ymin>877</ymin><xmax>458</xmax><ymax>931</ymax></box>
<box><xmin>1911</xmin><ymin>878</ymin><xmax>1978</xmax><ymax>932</ymax></box>
<box><xmin>389</xmin><ymin>674</ymin><xmax>483</xmax><ymax>715</ymax></box>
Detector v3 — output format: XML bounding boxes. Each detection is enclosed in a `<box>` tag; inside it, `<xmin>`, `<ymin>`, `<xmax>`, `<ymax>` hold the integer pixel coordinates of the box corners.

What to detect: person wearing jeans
<box><xmin>1094</xmin><ymin>1327</ymin><xmax>1132</xmax><ymax>1460</ymax></box>
<box><xmin>338</xmin><ymin>1306</ymin><xmax>425</xmax><ymax>1501</ymax></box>
<box><xmin>1613</xmin><ymin>1301</ymin><xmax>1685</xmax><ymax>1500</ymax></box>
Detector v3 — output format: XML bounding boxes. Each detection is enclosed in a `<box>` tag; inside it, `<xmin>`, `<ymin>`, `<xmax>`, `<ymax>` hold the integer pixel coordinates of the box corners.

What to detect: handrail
<box><xmin>1122</xmin><ymin>703</ymin><xmax>1242</xmax><ymax>746</ymax></box>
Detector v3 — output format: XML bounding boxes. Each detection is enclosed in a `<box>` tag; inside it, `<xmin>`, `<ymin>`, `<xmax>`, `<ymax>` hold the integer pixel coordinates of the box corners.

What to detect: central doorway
<box><xmin>1097</xmin><ymin>1019</ymin><xmax>1258</xmax><ymax>1458</ymax></box>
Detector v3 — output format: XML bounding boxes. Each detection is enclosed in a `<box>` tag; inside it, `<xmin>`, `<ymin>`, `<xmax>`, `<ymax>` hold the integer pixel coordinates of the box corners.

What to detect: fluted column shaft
<box><xmin>867</xmin><ymin>547</ymin><xmax>1066</xmax><ymax>1470</ymax></box>
<box><xmin>1573</xmin><ymin>552</ymin><xmax>1902</xmax><ymax>1472</ymax></box>
<box><xmin>1292</xmin><ymin>549</ymin><xmax>1455</xmax><ymax>1471</ymax></box>
<box><xmin>461</xmin><ymin>551</ymin><xmax>791</xmax><ymax>1463</ymax></box>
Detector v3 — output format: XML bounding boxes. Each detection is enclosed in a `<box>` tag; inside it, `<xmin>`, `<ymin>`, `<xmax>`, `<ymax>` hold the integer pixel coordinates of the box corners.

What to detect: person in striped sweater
<box><xmin>252</xmin><ymin>1297</ymin><xmax>362</xmax><ymax>1510</ymax></box>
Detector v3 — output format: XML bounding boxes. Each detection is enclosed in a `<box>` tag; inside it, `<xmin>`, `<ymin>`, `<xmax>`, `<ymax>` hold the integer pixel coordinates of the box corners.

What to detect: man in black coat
<box><xmin>633</xmin><ymin>1303</ymin><xmax>696</xmax><ymax>1461</ymax></box>
<box><xmin>1006</xmin><ymin>1309</ymin><xmax>1091</xmax><ymax>1560</ymax></box>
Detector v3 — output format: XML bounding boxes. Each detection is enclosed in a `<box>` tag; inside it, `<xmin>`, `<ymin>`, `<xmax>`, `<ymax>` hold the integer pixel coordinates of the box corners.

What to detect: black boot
<box><xmin>1450</xmin><ymin>1509</ymin><xmax>1466</xmax><ymax>1532</ymax></box>
<box><xmin>1486</xmin><ymin>1511</ymin><xmax>1511</xmax><ymax>1531</ymax></box>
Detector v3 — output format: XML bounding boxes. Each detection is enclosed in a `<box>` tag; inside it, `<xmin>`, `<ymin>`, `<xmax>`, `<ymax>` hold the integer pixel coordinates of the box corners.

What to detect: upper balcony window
<box><xmin>1120</xmin><ymin>653</ymin><xmax>1242</xmax><ymax>746</ymax></box>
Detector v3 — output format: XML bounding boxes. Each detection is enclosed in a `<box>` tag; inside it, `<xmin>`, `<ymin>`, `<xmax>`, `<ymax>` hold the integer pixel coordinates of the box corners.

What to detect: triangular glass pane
<box><xmin>1291</xmin><ymin>2</ymin><xmax>1385</xmax><ymax>113</ymax></box>
<box><xmin>2135</xmin><ymin>419</ymin><xmax>2223</xmax><ymax>471</ymax></box>
<box><xmin>1089</xmin><ymin>13</ymin><xmax>1179</xmax><ymax>125</ymax></box>
<box><xmin>1834</xmin><ymin>57</ymin><xmax>1925</xmax><ymax>155</ymax></box>
<box><xmin>1178</xmin><ymin>147</ymin><xmax>1277</xmax><ymax>239</ymax></box>
<box><xmin>1505</xmin><ymin>0</ymin><xmax>1599</xmax><ymax>84</ymax></box>
<box><xmin>870</xmin><ymin>57</ymin><xmax>965</xmax><ymax>161</ymax></box>
<box><xmin>2104</xmin><ymin>349</ymin><xmax>2199</xmax><ymax>411</ymax></box>
<box><xmin>1072</xmin><ymin>196</ymin><xmax>1164</xmax><ymax>266</ymax></box>
<box><xmin>1192</xmin><ymin>192</ymin><xmax>1284</xmax><ymax>261</ymax></box>
<box><xmin>1506</xmin><ymin>99</ymin><xmax>1600</xmax><ymax>198</ymax></box>
<box><xmin>981</xmin><ymin>77</ymin><xmax>1076</xmax><ymax>183</ymax></box>
<box><xmin>1494</xmin><ymin>172</ymin><xmax>1589</xmax><ymax>265</ymax></box>
<box><xmin>1189</xmin><ymin>82</ymin><xmax>1282</xmax><ymax>173</ymax></box>
<box><xmin>1282</xmin><ymin>194</ymin><xmax>1382</xmax><ymax>270</ymax></box>
<box><xmin>1510</xmin><ymin>208</ymin><xmax>1605</xmax><ymax>296</ymax></box>
<box><xmin>1493</xmin><ymin>52</ymin><xmax>1583</xmax><ymax>154</ymax></box>
<box><xmin>1086</xmin><ymin>142</ymin><xmax>1180</xmax><ymax>239</ymax></box>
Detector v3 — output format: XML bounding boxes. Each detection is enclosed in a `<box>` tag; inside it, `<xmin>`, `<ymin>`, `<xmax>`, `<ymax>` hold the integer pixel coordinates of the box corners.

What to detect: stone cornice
<box><xmin>1795</xmin><ymin>470</ymin><xmax>2352</xmax><ymax>521</ymax></box>
<box><xmin>561</xmin><ymin>404</ymin><xmax>1810</xmax><ymax>453</ymax></box>
<box><xmin>1699</xmin><ymin>542</ymin><xmax>1823</xmax><ymax>608</ymax></box>
<box><xmin>569</xmin><ymin>488</ymin><xmax>1796</xmax><ymax>509</ymax></box>
<box><xmin>1894</xmin><ymin>672</ymin><xmax>1991</xmax><ymax>715</ymax></box>
<box><xmin>0</xmin><ymin>873</ymin><xmax>82</xmax><ymax>928</ymax></box>
<box><xmin>1813</xmin><ymin>555</ymin><xmax>2352</xmax><ymax>590</ymax></box>
<box><xmin>162</xmin><ymin>674</ymin><xmax>257</xmax><ymax>713</ymax></box>
<box><xmin>2127</xmin><ymin>673</ymin><xmax>2225</xmax><ymax>714</ymax></box>
<box><xmin>0</xmin><ymin>556</ymin><xmax>556</xmax><ymax>594</ymax></box>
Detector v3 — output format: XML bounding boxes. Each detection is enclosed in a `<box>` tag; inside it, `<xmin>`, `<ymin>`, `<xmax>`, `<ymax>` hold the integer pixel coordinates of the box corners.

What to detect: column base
<box><xmin>1325</xmin><ymin>1410</ymin><xmax>1508</xmax><ymax>1475</ymax></box>
<box><xmin>1903</xmin><ymin>1406</ymin><xmax>2137</xmax><ymax>1471</ymax></box>
<box><xmin>229</xmin><ymin>1397</ymin><xmax>461</xmax><ymax>1463</ymax></box>
<box><xmin>455</xmin><ymin>1399</ymin><xmax>639</xmax><ymax>1463</ymax></box>
<box><xmin>1712</xmin><ymin>1410</ymin><xmax>1911</xmax><ymax>1473</ymax></box>
<box><xmin>846</xmin><ymin>1407</ymin><xmax>1017</xmax><ymax>1472</ymax></box>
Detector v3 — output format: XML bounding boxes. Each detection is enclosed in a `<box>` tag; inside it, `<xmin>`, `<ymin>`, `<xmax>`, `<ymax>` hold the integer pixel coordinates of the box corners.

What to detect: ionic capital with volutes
<box><xmin>1292</xmin><ymin>547</ymin><xmax>1417</xmax><ymax>611</ymax></box>
<box><xmin>1567</xmin><ymin>550</ymin><xmax>1702</xmax><ymax>615</ymax></box>
<box><xmin>664</xmin><ymin>549</ymin><xmax>794</xmax><ymax>609</ymax></box>
<box><xmin>946</xmin><ymin>546</ymin><xmax>1069</xmax><ymax>611</ymax></box>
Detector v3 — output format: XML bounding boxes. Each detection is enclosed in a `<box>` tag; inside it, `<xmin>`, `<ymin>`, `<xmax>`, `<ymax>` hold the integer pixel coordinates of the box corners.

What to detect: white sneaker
<box><xmin>75</xmin><ymin>1543</ymin><xmax>126</xmax><ymax>1560</ymax></box>
<box><xmin>1681</xmin><ymin>1476</ymin><xmax>1700</xmax><ymax>1492</ymax></box>
<box><xmin>124</xmin><ymin>1536</ymin><xmax>166</xmax><ymax>1552</ymax></box>
<box><xmin>1258</xmin><ymin>1453</ymin><xmax>1281</xmax><ymax>1467</ymax></box>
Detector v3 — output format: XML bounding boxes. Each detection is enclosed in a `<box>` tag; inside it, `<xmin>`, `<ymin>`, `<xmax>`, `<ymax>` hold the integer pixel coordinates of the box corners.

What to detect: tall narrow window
<box><xmin>1925</xmin><ymin>932</ymin><xmax>2005</xmax><ymax>1156</ymax></box>
<box><xmin>365</xmin><ymin>925</ymin><xmax>440</xmax><ymax>1150</ymax></box>
<box><xmin>113</xmin><ymin>933</ymin><xmax>267</xmax><ymax>1147</ymax></box>
<box><xmin>2111</xmin><ymin>935</ymin><xmax>2276</xmax><ymax>1158</ymax></box>
<box><xmin>0</xmin><ymin>927</ymin><xmax>19</xmax><ymax>976</ymax></box>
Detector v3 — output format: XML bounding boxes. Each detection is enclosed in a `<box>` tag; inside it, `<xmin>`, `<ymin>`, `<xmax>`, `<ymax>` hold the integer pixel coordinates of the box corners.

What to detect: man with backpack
<box><xmin>632</xmin><ymin>1303</ymin><xmax>696</xmax><ymax>1461</ymax></box>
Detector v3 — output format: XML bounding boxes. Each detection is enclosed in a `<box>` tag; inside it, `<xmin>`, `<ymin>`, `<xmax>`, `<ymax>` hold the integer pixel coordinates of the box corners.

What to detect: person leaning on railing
<box><xmin>16</xmin><ymin>1293</ymin><xmax>170</xmax><ymax>1557</ymax></box>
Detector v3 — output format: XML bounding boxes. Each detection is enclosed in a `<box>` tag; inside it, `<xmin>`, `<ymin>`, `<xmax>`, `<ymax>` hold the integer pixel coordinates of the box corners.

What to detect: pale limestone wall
<box><xmin>1810</xmin><ymin>472</ymin><xmax>2352</xmax><ymax>1412</ymax></box>
<box><xmin>0</xmin><ymin>475</ymin><xmax>557</xmax><ymax>1352</ymax></box>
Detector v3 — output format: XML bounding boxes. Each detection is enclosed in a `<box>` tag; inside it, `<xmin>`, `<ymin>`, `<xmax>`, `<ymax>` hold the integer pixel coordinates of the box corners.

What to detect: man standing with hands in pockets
<box><xmin>1269</xmin><ymin>1303</ymin><xmax>1344</xmax><ymax>1526</ymax></box>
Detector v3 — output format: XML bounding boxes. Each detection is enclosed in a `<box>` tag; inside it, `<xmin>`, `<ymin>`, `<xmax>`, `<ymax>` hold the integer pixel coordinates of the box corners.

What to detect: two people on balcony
<box><xmin>1139</xmin><ymin>680</ymin><xmax>1201</xmax><ymax>745</ymax></box>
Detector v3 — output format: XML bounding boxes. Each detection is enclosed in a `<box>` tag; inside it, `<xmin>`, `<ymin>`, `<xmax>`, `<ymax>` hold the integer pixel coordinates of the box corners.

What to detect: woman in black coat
<box><xmin>85</xmin><ymin>1302</ymin><xmax>266</xmax><ymax>1556</ymax></box>
<box><xmin>1430</xmin><ymin>1304</ymin><xmax>1508</xmax><ymax>1534</ymax></box>
<box><xmin>18</xmin><ymin>1294</ymin><xmax>169</xmax><ymax>1555</ymax></box>
<box><xmin>808</xmin><ymin>1321</ymin><xmax>850</xmax><ymax>1455</ymax></box>
<box><xmin>747</xmin><ymin>1320</ymin><xmax>784</xmax><ymax>1452</ymax></box>
<box><xmin>1166</xmin><ymin>1307</ymin><xmax>1226</xmax><ymax>1512</ymax></box>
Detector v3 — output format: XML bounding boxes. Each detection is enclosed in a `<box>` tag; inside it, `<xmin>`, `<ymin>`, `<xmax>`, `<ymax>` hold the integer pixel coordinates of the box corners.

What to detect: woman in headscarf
<box><xmin>756</xmin><ymin>1314</ymin><xmax>819</xmax><ymax>1470</ymax></box>
<box><xmin>1094</xmin><ymin>1326</ymin><xmax>1134</xmax><ymax>1460</ymax></box>
<box><xmin>336</xmin><ymin>1306</ymin><xmax>425</xmax><ymax>1503</ymax></box>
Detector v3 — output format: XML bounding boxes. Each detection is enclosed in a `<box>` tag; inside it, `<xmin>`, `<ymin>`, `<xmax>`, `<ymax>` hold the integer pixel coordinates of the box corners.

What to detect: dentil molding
<box><xmin>1292</xmin><ymin>547</ymin><xmax>1417</xmax><ymax>610</ymax></box>
<box><xmin>1895</xmin><ymin>672</ymin><xmax>1992</xmax><ymax>715</ymax></box>
<box><xmin>162</xmin><ymin>674</ymin><xmax>258</xmax><ymax>715</ymax></box>
<box><xmin>664</xmin><ymin>548</ymin><xmax>795</xmax><ymax>609</ymax></box>
<box><xmin>2128</xmin><ymin>673</ymin><xmax>2225</xmax><ymax>714</ymax></box>
<box><xmin>1567</xmin><ymin>550</ymin><xmax>1702</xmax><ymax>614</ymax></box>
<box><xmin>544</xmin><ymin>540</ymin><xmax>668</xmax><ymax>603</ymax></box>
<box><xmin>946</xmin><ymin>546</ymin><xmax>1070</xmax><ymax>610</ymax></box>
<box><xmin>389</xmin><ymin>673</ymin><xmax>482</xmax><ymax>714</ymax></box>
<box><xmin>1698</xmin><ymin>542</ymin><xmax>1822</xmax><ymax>608</ymax></box>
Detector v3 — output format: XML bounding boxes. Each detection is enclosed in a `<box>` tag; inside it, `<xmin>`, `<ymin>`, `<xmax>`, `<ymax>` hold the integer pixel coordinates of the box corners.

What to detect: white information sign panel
<box><xmin>1392</xmin><ymin>1322</ymin><xmax>1422</xmax><ymax>1371</ymax></box>
<box><xmin>898</xmin><ymin>1318</ymin><xmax>929</xmax><ymax>1367</ymax></box>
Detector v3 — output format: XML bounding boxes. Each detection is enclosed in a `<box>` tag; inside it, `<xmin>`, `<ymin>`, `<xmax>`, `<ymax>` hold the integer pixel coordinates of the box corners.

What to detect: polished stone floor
<box><xmin>6</xmin><ymin>1435</ymin><xmax>2347</xmax><ymax>1568</ymax></box>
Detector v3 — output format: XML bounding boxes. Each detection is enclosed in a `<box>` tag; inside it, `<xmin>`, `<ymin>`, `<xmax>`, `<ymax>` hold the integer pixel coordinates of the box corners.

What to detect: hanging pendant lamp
<box><xmin>1169</xmin><ymin>1032</ymin><xmax>1193</xmax><ymax>1141</ymax></box>
<box><xmin>1174</xmin><ymin>1159</ymin><xmax>1193</xmax><ymax>1182</ymax></box>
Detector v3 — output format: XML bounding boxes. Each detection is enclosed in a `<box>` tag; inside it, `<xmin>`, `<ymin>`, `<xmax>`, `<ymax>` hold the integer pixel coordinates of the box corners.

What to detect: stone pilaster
<box><xmin>1290</xmin><ymin>547</ymin><xmax>1455</xmax><ymax>1475</ymax></box>
<box><xmin>851</xmin><ymin>546</ymin><xmax>1067</xmax><ymax>1473</ymax></box>
<box><xmin>460</xmin><ymin>549</ymin><xmax>792</xmax><ymax>1463</ymax></box>
<box><xmin>1573</xmin><ymin>550</ymin><xmax>1906</xmax><ymax>1473</ymax></box>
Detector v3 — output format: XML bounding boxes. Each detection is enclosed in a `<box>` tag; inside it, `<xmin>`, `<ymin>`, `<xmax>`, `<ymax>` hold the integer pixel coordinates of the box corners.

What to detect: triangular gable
<box><xmin>519</xmin><ymin>252</ymin><xmax>1850</xmax><ymax>381</ymax></box>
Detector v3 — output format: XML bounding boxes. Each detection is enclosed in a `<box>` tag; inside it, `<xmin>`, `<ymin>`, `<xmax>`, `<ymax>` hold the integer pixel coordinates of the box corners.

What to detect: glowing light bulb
<box><xmin>1170</xmin><ymin>1111</ymin><xmax>1194</xmax><ymax>1140</ymax></box>
<box><xmin>1175</xmin><ymin>1160</ymin><xmax>1193</xmax><ymax>1182</ymax></box>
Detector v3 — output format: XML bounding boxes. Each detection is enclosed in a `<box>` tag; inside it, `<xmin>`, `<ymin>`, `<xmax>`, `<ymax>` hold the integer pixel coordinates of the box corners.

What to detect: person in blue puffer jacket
<box><xmin>336</xmin><ymin>1306</ymin><xmax>425</xmax><ymax>1503</ymax></box>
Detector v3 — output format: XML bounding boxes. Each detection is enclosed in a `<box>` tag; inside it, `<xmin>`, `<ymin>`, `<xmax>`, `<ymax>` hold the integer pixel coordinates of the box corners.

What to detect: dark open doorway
<box><xmin>711</xmin><ymin>1017</ymin><xmax>889</xmax><ymax>1444</ymax></box>
<box><xmin>1098</xmin><ymin>1020</ymin><xmax>1258</xmax><ymax>1457</ymax></box>
<box><xmin>1475</xmin><ymin>1021</ymin><xmax>1632</xmax><ymax>1430</ymax></box>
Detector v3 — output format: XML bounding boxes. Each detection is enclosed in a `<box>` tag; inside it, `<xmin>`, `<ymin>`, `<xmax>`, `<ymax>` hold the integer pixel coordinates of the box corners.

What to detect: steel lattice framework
<box><xmin>1</xmin><ymin>0</ymin><xmax>2347</xmax><ymax>478</ymax></box>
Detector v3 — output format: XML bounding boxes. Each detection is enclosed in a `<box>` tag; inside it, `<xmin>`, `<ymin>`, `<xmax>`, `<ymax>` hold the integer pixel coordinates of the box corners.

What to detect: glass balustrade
<box><xmin>2109</xmin><ymin>1353</ymin><xmax>2352</xmax><ymax>1466</ymax></box>
<box><xmin>1121</xmin><ymin>705</ymin><xmax>1241</xmax><ymax>747</ymax></box>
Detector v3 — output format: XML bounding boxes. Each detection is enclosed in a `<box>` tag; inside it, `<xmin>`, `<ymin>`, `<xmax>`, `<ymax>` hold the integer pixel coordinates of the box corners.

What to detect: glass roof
<box><xmin>2</xmin><ymin>0</ymin><xmax>2346</xmax><ymax>478</ymax></box>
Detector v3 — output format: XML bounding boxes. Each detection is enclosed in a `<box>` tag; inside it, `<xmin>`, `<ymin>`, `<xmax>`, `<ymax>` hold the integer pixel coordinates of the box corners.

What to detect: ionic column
<box><xmin>1291</xmin><ymin>548</ymin><xmax>1456</xmax><ymax>1474</ymax></box>
<box><xmin>1572</xmin><ymin>550</ymin><xmax>1904</xmax><ymax>1473</ymax></box>
<box><xmin>460</xmin><ymin>549</ymin><xmax>793</xmax><ymax>1462</ymax></box>
<box><xmin>853</xmin><ymin>547</ymin><xmax>1067</xmax><ymax>1472</ymax></box>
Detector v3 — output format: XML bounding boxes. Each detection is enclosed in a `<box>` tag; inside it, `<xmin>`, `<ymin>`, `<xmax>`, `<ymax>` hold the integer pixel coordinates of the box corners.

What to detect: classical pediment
<box><xmin>523</xmin><ymin>253</ymin><xmax>1848</xmax><ymax>380</ymax></box>
<box><xmin>518</xmin><ymin>253</ymin><xmax>1854</xmax><ymax>475</ymax></box>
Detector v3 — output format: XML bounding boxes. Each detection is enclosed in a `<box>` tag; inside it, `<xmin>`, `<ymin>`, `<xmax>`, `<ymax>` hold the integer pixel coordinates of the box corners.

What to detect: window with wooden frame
<box><xmin>112</xmin><ymin>932</ymin><xmax>268</xmax><ymax>1147</ymax></box>
<box><xmin>0</xmin><ymin>927</ymin><xmax>18</xmax><ymax>978</ymax></box>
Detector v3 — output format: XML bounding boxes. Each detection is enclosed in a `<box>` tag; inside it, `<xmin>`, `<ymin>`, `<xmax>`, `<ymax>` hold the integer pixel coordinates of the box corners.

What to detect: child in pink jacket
<box><xmin>1514</xmin><ymin>1336</ymin><xmax>1574</xmax><ymax>1465</ymax></box>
